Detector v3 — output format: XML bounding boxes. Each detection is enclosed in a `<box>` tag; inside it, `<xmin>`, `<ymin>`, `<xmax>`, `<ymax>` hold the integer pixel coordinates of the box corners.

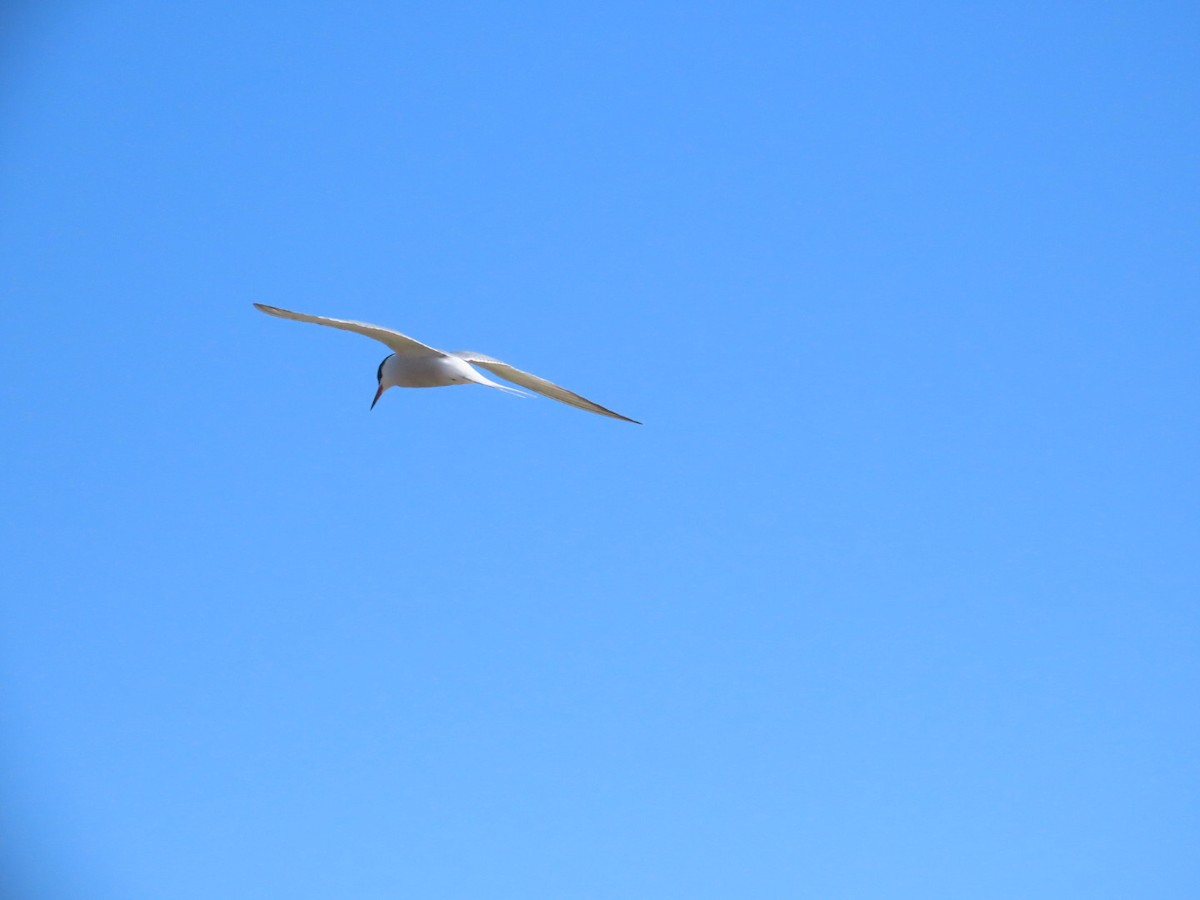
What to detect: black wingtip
<box><xmin>609</xmin><ymin>410</ymin><xmax>642</xmax><ymax>425</ymax></box>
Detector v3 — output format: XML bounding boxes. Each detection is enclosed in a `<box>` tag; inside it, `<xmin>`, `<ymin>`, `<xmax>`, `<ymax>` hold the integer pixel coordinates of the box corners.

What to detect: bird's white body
<box><xmin>383</xmin><ymin>353</ymin><xmax>491</xmax><ymax>389</ymax></box>
<box><xmin>253</xmin><ymin>303</ymin><xmax>639</xmax><ymax>423</ymax></box>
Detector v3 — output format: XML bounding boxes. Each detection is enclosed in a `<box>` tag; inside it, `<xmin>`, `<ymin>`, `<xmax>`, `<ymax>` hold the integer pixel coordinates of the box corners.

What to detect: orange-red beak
<box><xmin>370</xmin><ymin>383</ymin><xmax>385</xmax><ymax>410</ymax></box>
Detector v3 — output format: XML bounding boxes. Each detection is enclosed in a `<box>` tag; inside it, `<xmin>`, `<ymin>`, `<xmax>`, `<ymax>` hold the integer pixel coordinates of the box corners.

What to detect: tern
<box><xmin>254</xmin><ymin>303</ymin><xmax>640</xmax><ymax>423</ymax></box>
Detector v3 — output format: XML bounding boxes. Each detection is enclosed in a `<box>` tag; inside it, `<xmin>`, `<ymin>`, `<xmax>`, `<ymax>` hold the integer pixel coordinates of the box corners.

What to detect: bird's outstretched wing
<box><xmin>450</xmin><ymin>351</ymin><xmax>640</xmax><ymax>423</ymax></box>
<box><xmin>253</xmin><ymin>303</ymin><xmax>444</xmax><ymax>357</ymax></box>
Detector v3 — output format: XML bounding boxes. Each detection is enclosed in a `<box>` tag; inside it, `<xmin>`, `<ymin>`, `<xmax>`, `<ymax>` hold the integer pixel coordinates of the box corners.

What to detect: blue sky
<box><xmin>2</xmin><ymin>2</ymin><xmax>1197</xmax><ymax>897</ymax></box>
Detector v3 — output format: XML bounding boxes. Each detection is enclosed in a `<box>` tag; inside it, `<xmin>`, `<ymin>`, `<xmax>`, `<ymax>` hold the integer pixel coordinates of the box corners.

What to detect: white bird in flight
<box><xmin>254</xmin><ymin>303</ymin><xmax>640</xmax><ymax>423</ymax></box>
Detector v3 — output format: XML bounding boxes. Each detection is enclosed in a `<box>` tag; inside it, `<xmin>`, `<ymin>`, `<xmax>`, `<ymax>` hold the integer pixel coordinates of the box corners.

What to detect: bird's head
<box><xmin>371</xmin><ymin>355</ymin><xmax>393</xmax><ymax>410</ymax></box>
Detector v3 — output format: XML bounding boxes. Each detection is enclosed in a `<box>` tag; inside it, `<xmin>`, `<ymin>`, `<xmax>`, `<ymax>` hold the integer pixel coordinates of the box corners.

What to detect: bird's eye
<box><xmin>376</xmin><ymin>358</ymin><xmax>386</xmax><ymax>383</ymax></box>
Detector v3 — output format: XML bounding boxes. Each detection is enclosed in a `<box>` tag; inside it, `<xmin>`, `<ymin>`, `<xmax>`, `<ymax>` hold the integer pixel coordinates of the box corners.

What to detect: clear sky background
<box><xmin>1</xmin><ymin>2</ymin><xmax>1197</xmax><ymax>898</ymax></box>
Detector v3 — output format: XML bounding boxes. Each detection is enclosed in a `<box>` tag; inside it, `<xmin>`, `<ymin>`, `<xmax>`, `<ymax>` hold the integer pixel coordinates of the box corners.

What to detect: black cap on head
<box><xmin>371</xmin><ymin>355</ymin><xmax>391</xmax><ymax>410</ymax></box>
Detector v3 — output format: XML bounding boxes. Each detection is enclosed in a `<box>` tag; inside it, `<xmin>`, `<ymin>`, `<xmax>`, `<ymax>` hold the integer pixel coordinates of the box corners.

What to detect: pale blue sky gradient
<box><xmin>2</xmin><ymin>3</ymin><xmax>1198</xmax><ymax>898</ymax></box>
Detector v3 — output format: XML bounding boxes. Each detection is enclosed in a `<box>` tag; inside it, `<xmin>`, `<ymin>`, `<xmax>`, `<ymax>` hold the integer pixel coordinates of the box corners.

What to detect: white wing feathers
<box><xmin>253</xmin><ymin>303</ymin><xmax>443</xmax><ymax>357</ymax></box>
<box><xmin>451</xmin><ymin>351</ymin><xmax>641</xmax><ymax>424</ymax></box>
